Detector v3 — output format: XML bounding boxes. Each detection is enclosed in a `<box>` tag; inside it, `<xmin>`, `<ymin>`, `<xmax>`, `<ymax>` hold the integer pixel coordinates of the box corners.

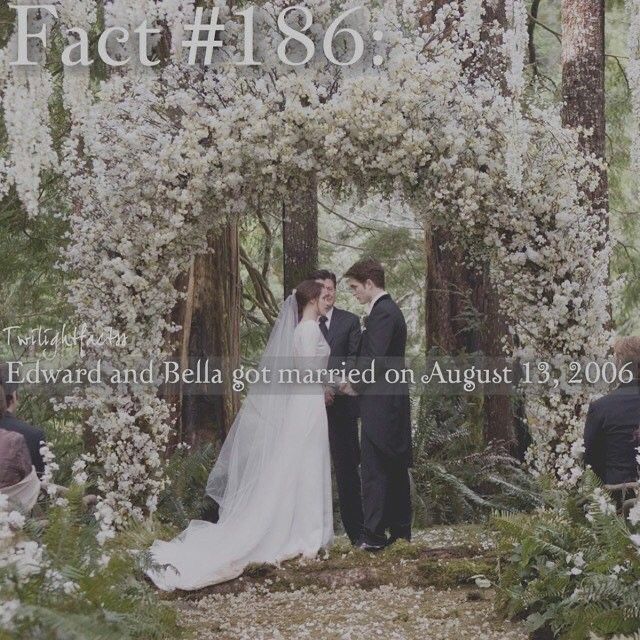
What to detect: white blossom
<box><xmin>0</xmin><ymin>0</ymin><xmax>612</xmax><ymax>528</ymax></box>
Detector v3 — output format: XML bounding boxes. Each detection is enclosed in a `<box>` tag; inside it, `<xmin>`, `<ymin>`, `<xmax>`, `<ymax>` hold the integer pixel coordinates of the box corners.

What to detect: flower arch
<box><xmin>0</xmin><ymin>0</ymin><xmax>611</xmax><ymax>537</ymax></box>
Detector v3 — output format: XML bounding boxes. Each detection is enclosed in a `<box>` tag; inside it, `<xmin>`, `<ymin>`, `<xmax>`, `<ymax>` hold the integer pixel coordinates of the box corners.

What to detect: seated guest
<box><xmin>0</xmin><ymin>365</ymin><xmax>45</xmax><ymax>477</ymax></box>
<box><xmin>0</xmin><ymin>428</ymin><xmax>32</xmax><ymax>489</ymax></box>
<box><xmin>0</xmin><ymin>389</ymin><xmax>41</xmax><ymax>510</ymax></box>
<box><xmin>0</xmin><ymin>369</ymin><xmax>97</xmax><ymax>512</ymax></box>
<box><xmin>584</xmin><ymin>337</ymin><xmax>640</xmax><ymax>491</ymax></box>
<box><xmin>0</xmin><ymin>428</ymin><xmax>41</xmax><ymax>511</ymax></box>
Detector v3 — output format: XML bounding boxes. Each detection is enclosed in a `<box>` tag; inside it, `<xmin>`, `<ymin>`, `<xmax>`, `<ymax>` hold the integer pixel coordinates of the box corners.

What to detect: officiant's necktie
<box><xmin>319</xmin><ymin>315</ymin><xmax>329</xmax><ymax>340</ymax></box>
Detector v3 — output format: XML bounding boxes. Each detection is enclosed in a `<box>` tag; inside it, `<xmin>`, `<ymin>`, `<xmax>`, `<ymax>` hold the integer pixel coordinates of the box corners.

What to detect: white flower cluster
<box><xmin>628</xmin><ymin>500</ymin><xmax>640</xmax><ymax>528</ymax></box>
<box><xmin>0</xmin><ymin>599</ymin><xmax>20</xmax><ymax>631</ymax></box>
<box><xmin>39</xmin><ymin>442</ymin><xmax>62</xmax><ymax>500</ymax></box>
<box><xmin>585</xmin><ymin>487</ymin><xmax>617</xmax><ymax>523</ymax></box>
<box><xmin>0</xmin><ymin>0</ymin><xmax>612</xmax><ymax>530</ymax></box>
<box><xmin>565</xmin><ymin>551</ymin><xmax>586</xmax><ymax>576</ymax></box>
<box><xmin>0</xmin><ymin>493</ymin><xmax>92</xmax><ymax>632</ymax></box>
<box><xmin>0</xmin><ymin>2</ymin><xmax>57</xmax><ymax>216</ymax></box>
<box><xmin>0</xmin><ymin>495</ymin><xmax>44</xmax><ymax>631</ymax></box>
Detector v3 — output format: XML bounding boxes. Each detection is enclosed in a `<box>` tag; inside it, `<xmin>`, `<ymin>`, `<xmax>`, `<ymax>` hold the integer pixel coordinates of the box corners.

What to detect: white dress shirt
<box><xmin>319</xmin><ymin>305</ymin><xmax>334</xmax><ymax>330</ymax></box>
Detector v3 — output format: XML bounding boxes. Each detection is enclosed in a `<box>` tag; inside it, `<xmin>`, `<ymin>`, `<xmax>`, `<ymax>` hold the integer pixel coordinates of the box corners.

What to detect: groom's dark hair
<box><xmin>344</xmin><ymin>258</ymin><xmax>385</xmax><ymax>289</ymax></box>
<box><xmin>308</xmin><ymin>269</ymin><xmax>336</xmax><ymax>286</ymax></box>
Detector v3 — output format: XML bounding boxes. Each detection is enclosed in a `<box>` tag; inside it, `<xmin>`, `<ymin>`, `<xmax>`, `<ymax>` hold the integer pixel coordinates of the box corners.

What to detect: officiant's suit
<box><xmin>352</xmin><ymin>293</ymin><xmax>412</xmax><ymax>546</ymax></box>
<box><xmin>320</xmin><ymin>306</ymin><xmax>365</xmax><ymax>544</ymax></box>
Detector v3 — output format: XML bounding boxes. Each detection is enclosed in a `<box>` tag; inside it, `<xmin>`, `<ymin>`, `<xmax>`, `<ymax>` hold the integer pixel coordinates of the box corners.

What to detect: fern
<box><xmin>495</xmin><ymin>472</ymin><xmax>640</xmax><ymax>639</ymax></box>
<box><xmin>1</xmin><ymin>489</ymin><xmax>183</xmax><ymax>639</ymax></box>
<box><xmin>156</xmin><ymin>442</ymin><xmax>217</xmax><ymax>528</ymax></box>
<box><xmin>412</xmin><ymin>386</ymin><xmax>540</xmax><ymax>524</ymax></box>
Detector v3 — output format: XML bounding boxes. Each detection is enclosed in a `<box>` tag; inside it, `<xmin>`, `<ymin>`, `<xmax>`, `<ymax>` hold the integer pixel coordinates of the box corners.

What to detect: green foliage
<box><xmin>411</xmin><ymin>385</ymin><xmax>540</xmax><ymax>525</ymax></box>
<box><xmin>155</xmin><ymin>442</ymin><xmax>217</xmax><ymax>528</ymax></box>
<box><xmin>495</xmin><ymin>472</ymin><xmax>640</xmax><ymax>639</ymax></box>
<box><xmin>1</xmin><ymin>486</ymin><xmax>182</xmax><ymax>639</ymax></box>
<box><xmin>414</xmin><ymin>556</ymin><xmax>497</xmax><ymax>589</ymax></box>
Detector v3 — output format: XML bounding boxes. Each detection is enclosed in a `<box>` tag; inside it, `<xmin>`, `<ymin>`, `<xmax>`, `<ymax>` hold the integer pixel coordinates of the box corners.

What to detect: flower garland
<box><xmin>0</xmin><ymin>1</ymin><xmax>612</xmax><ymax>534</ymax></box>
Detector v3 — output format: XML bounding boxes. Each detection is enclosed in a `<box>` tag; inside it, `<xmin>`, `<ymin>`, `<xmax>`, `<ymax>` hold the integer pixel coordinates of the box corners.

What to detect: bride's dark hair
<box><xmin>294</xmin><ymin>280</ymin><xmax>323</xmax><ymax>319</ymax></box>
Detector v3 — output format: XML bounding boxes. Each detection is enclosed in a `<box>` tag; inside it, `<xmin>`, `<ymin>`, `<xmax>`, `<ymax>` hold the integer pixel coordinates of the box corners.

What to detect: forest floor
<box><xmin>164</xmin><ymin>525</ymin><xmax>529</xmax><ymax>640</ymax></box>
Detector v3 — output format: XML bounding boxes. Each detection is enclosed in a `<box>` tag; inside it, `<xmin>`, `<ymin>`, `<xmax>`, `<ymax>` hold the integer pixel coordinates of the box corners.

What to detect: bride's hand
<box><xmin>340</xmin><ymin>382</ymin><xmax>358</xmax><ymax>397</ymax></box>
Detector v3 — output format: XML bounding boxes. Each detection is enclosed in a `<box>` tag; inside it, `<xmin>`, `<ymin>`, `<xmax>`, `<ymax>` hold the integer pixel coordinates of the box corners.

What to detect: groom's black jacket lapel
<box><xmin>326</xmin><ymin>307</ymin><xmax>361</xmax><ymax>366</ymax></box>
<box><xmin>356</xmin><ymin>294</ymin><xmax>390</xmax><ymax>358</ymax></box>
<box><xmin>370</xmin><ymin>293</ymin><xmax>391</xmax><ymax>313</ymax></box>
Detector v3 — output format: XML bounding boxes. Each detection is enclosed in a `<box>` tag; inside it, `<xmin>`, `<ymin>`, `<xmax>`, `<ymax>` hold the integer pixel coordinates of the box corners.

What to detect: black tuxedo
<box><xmin>352</xmin><ymin>293</ymin><xmax>412</xmax><ymax>545</ymax></box>
<box><xmin>584</xmin><ymin>381</ymin><xmax>640</xmax><ymax>486</ymax></box>
<box><xmin>322</xmin><ymin>306</ymin><xmax>364</xmax><ymax>544</ymax></box>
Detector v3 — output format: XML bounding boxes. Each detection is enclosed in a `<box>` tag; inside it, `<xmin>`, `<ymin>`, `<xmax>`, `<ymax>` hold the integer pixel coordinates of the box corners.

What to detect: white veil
<box><xmin>205</xmin><ymin>293</ymin><xmax>298</xmax><ymax>520</ymax></box>
<box><xmin>147</xmin><ymin>291</ymin><xmax>335</xmax><ymax>591</ymax></box>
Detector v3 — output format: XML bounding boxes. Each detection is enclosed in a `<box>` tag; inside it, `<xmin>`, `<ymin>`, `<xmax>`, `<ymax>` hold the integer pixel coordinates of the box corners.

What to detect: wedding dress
<box><xmin>146</xmin><ymin>296</ymin><xmax>333</xmax><ymax>591</ymax></box>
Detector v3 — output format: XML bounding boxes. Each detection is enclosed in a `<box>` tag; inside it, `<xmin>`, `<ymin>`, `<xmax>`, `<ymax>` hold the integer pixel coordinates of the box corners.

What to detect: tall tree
<box><xmin>422</xmin><ymin>0</ymin><xmax>517</xmax><ymax>449</ymax></box>
<box><xmin>475</xmin><ymin>0</ymin><xmax>518</xmax><ymax>448</ymax></box>
<box><xmin>422</xmin><ymin>3</ymin><xmax>475</xmax><ymax>355</ymax></box>
<box><xmin>153</xmin><ymin>24</ymin><xmax>244</xmax><ymax>451</ymax></box>
<box><xmin>167</xmin><ymin>223</ymin><xmax>241</xmax><ymax>449</ymax></box>
<box><xmin>561</xmin><ymin>0</ymin><xmax>608</xmax><ymax>216</ymax></box>
<box><xmin>282</xmin><ymin>174</ymin><xmax>319</xmax><ymax>297</ymax></box>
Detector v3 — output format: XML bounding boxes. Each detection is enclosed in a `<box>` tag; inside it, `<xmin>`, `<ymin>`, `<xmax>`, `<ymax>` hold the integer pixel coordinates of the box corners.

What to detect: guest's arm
<box><xmin>584</xmin><ymin>402</ymin><xmax>605</xmax><ymax>480</ymax></box>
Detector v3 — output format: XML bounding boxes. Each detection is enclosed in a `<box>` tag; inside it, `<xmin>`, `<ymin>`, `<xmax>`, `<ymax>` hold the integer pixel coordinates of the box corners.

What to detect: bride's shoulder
<box><xmin>295</xmin><ymin>319</ymin><xmax>320</xmax><ymax>335</ymax></box>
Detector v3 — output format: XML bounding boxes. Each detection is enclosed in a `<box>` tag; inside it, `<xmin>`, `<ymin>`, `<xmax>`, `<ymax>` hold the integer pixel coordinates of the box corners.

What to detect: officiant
<box><xmin>311</xmin><ymin>269</ymin><xmax>364</xmax><ymax>545</ymax></box>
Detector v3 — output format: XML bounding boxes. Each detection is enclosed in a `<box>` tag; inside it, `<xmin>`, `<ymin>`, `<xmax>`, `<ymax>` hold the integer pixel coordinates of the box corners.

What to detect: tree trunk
<box><xmin>561</xmin><ymin>0</ymin><xmax>606</xmax><ymax>158</ymax></box>
<box><xmin>282</xmin><ymin>174</ymin><xmax>319</xmax><ymax>298</ymax></box>
<box><xmin>478</xmin><ymin>265</ymin><xmax>515</xmax><ymax>446</ymax></box>
<box><xmin>164</xmin><ymin>262</ymin><xmax>196</xmax><ymax>452</ymax></box>
<box><xmin>424</xmin><ymin>228</ymin><xmax>482</xmax><ymax>354</ymax></box>
<box><xmin>422</xmin><ymin>0</ymin><xmax>516</xmax><ymax>450</ymax></box>
<box><xmin>561</xmin><ymin>0</ymin><xmax>608</xmax><ymax>219</ymax></box>
<box><xmin>424</xmin><ymin>227</ymin><xmax>515</xmax><ymax>449</ymax></box>
<box><xmin>166</xmin><ymin>223</ymin><xmax>241</xmax><ymax>451</ymax></box>
<box><xmin>475</xmin><ymin>0</ymin><xmax>516</xmax><ymax>450</ymax></box>
<box><xmin>422</xmin><ymin>1</ymin><xmax>478</xmax><ymax>356</ymax></box>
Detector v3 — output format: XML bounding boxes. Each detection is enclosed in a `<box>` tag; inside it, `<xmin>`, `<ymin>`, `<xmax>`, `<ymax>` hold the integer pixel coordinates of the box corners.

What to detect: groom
<box><xmin>343</xmin><ymin>258</ymin><xmax>412</xmax><ymax>550</ymax></box>
<box><xmin>310</xmin><ymin>269</ymin><xmax>365</xmax><ymax>545</ymax></box>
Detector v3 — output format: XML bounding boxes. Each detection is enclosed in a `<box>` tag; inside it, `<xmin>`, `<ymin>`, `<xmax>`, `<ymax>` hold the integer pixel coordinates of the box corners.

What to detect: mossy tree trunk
<box><xmin>282</xmin><ymin>173</ymin><xmax>319</xmax><ymax>298</ymax></box>
<box><xmin>422</xmin><ymin>0</ymin><xmax>516</xmax><ymax>451</ymax></box>
<box><xmin>561</xmin><ymin>0</ymin><xmax>608</xmax><ymax>223</ymax></box>
<box><xmin>167</xmin><ymin>223</ymin><xmax>241</xmax><ymax>451</ymax></box>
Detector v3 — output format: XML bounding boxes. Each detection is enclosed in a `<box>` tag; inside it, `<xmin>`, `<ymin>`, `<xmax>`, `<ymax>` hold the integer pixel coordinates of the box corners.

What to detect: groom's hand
<box><xmin>339</xmin><ymin>382</ymin><xmax>358</xmax><ymax>397</ymax></box>
<box><xmin>324</xmin><ymin>388</ymin><xmax>335</xmax><ymax>406</ymax></box>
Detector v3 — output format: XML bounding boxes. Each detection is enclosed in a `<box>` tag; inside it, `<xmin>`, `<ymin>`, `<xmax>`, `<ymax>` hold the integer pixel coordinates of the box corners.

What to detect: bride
<box><xmin>146</xmin><ymin>280</ymin><xmax>334</xmax><ymax>590</ymax></box>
